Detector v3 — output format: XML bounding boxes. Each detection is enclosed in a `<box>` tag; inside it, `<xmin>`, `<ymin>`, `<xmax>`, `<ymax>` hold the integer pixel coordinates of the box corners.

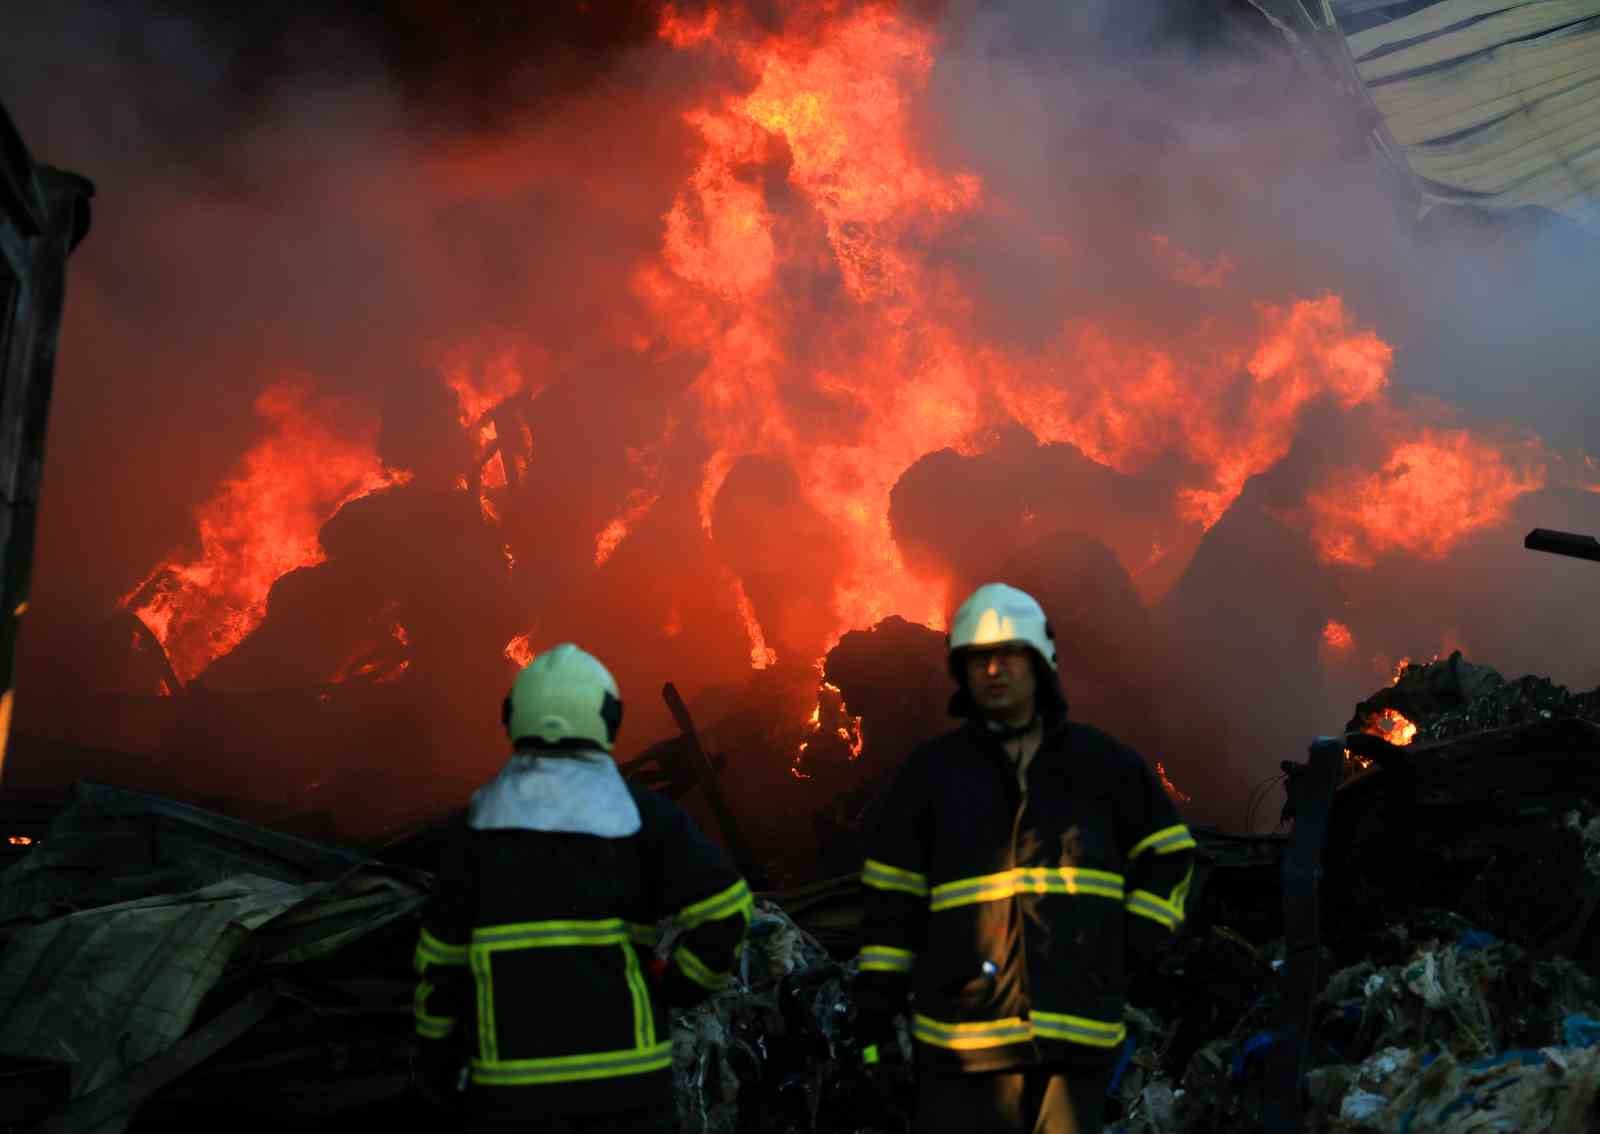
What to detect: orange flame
<box><xmin>1322</xmin><ymin>619</ymin><xmax>1354</xmax><ymax>652</ymax></box>
<box><xmin>7</xmin><ymin>836</ymin><xmax>35</xmax><ymax>846</ymax></box>
<box><xmin>793</xmin><ymin>675</ymin><xmax>864</xmax><ymax>777</ymax></box>
<box><xmin>124</xmin><ymin>381</ymin><xmax>410</xmax><ymax>683</ymax></box>
<box><xmin>1362</xmin><ymin>707</ymin><xmax>1417</xmax><ymax>746</ymax></box>
<box><xmin>504</xmin><ymin>632</ymin><xmax>537</xmax><ymax>669</ymax></box>
<box><xmin>729</xmin><ymin>574</ymin><xmax>776</xmax><ymax>669</ymax></box>
<box><xmin>1155</xmin><ymin>761</ymin><xmax>1191</xmax><ymax>803</ymax></box>
<box><xmin>595</xmin><ymin>489</ymin><xmax>662</xmax><ymax>566</ymax></box>
<box><xmin>1308</xmin><ymin>430</ymin><xmax>1545</xmax><ymax>567</ymax></box>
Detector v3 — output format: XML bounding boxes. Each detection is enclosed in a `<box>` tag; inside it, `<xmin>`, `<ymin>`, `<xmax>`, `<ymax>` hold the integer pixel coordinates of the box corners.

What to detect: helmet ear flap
<box><xmin>600</xmin><ymin>691</ymin><xmax>623</xmax><ymax>743</ymax></box>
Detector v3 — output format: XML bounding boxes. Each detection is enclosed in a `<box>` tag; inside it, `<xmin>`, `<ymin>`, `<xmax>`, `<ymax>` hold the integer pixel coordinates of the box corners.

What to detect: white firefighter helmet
<box><xmin>503</xmin><ymin>643</ymin><xmax>624</xmax><ymax>751</ymax></box>
<box><xmin>947</xmin><ymin>583</ymin><xmax>1058</xmax><ymax>672</ymax></box>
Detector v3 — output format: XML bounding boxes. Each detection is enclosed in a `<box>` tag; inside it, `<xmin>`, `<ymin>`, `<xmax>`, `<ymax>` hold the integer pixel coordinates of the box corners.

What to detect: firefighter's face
<box><xmin>964</xmin><ymin>645</ymin><xmax>1037</xmax><ymax>721</ymax></box>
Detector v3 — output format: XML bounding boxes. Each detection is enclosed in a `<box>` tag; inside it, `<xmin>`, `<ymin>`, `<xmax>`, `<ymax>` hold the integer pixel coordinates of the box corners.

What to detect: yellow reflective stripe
<box><xmin>416</xmin><ymin>926</ymin><xmax>468</xmax><ymax>969</ymax></box>
<box><xmin>1171</xmin><ymin>863</ymin><xmax>1195</xmax><ymax>910</ymax></box>
<box><xmin>470</xmin><ymin>1041</ymin><xmax>674</xmax><ymax>1085</ymax></box>
<box><xmin>415</xmin><ymin>1013</ymin><xmax>456</xmax><ymax>1039</ymax></box>
<box><xmin>471</xmin><ymin>918</ymin><xmax>627</xmax><ymax>949</ymax></box>
<box><xmin>677</xmin><ymin>879</ymin><xmax>754</xmax><ymax>928</ymax></box>
<box><xmin>858</xmin><ymin>945</ymin><xmax>915</xmax><ymax>973</ymax></box>
<box><xmin>1127</xmin><ymin>823</ymin><xmax>1197</xmax><ymax>863</ymax></box>
<box><xmin>1032</xmin><ymin>1010</ymin><xmax>1126</xmax><ymax>1048</ymax></box>
<box><xmin>912</xmin><ymin>1013</ymin><xmax>1032</xmax><ymax>1050</ymax></box>
<box><xmin>1126</xmin><ymin>888</ymin><xmax>1184</xmax><ymax>929</ymax></box>
<box><xmin>627</xmin><ymin>921</ymin><xmax>660</xmax><ymax>947</ymax></box>
<box><xmin>928</xmin><ymin>868</ymin><xmax>1124</xmax><ymax>911</ymax></box>
<box><xmin>471</xmin><ymin>938</ymin><xmax>497</xmax><ymax>1062</ymax></box>
<box><xmin>674</xmin><ymin>943</ymin><xmax>732</xmax><ymax>991</ymax></box>
<box><xmin>621</xmin><ymin>942</ymin><xmax>655</xmax><ymax>1048</ymax></box>
<box><xmin>862</xmin><ymin>858</ymin><xmax>931</xmax><ymax>897</ymax></box>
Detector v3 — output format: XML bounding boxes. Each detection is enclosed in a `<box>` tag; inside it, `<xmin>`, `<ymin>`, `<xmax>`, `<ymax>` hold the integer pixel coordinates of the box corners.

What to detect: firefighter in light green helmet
<box><xmin>853</xmin><ymin>584</ymin><xmax>1197</xmax><ymax>1134</ymax></box>
<box><xmin>412</xmin><ymin>643</ymin><xmax>751</xmax><ymax>1133</ymax></box>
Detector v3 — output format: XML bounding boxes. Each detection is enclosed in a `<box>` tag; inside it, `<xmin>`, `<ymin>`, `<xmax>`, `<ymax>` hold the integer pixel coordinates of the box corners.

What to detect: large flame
<box><xmin>123</xmin><ymin>381</ymin><xmax>410</xmax><ymax>683</ymax></box>
<box><xmin>120</xmin><ymin>3</ymin><xmax>1557</xmax><ymax>700</ymax></box>
<box><xmin>1307</xmin><ymin>430</ymin><xmax>1545</xmax><ymax>567</ymax></box>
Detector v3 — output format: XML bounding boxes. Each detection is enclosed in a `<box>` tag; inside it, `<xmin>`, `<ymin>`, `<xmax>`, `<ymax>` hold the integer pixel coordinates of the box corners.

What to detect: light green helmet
<box><xmin>502</xmin><ymin>643</ymin><xmax>624</xmax><ymax>751</ymax></box>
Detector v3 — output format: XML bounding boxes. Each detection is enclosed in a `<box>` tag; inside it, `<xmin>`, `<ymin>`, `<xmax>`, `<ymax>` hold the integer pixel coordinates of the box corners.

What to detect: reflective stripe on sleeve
<box><xmin>415</xmin><ymin>1012</ymin><xmax>456</xmax><ymax>1039</ymax></box>
<box><xmin>928</xmin><ymin>867</ymin><xmax>1124</xmax><ymax>911</ymax></box>
<box><xmin>857</xmin><ymin>945</ymin><xmax>915</xmax><ymax>973</ymax></box>
<box><xmin>862</xmin><ymin>858</ymin><xmax>930</xmax><ymax>897</ymax></box>
<box><xmin>1125</xmin><ymin>888</ymin><xmax>1184</xmax><ymax>930</ymax></box>
<box><xmin>1031</xmin><ymin>1010</ymin><xmax>1126</xmax><ymax>1048</ymax></box>
<box><xmin>676</xmin><ymin>879</ymin><xmax>755</xmax><ymax>928</ymax></box>
<box><xmin>470</xmin><ymin>1041</ymin><xmax>674</xmax><ymax>1086</ymax></box>
<box><xmin>673</xmin><ymin>943</ymin><xmax>733</xmax><ymax>991</ymax></box>
<box><xmin>1126</xmin><ymin>823</ymin><xmax>1197</xmax><ymax>863</ymax></box>
<box><xmin>912</xmin><ymin>1014</ymin><xmax>1033</xmax><ymax>1050</ymax></box>
<box><xmin>416</xmin><ymin>926</ymin><xmax>469</xmax><ymax>969</ymax></box>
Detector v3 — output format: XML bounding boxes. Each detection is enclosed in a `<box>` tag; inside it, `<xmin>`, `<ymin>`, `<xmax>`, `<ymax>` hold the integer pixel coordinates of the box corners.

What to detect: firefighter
<box><xmin>413</xmin><ymin>643</ymin><xmax>752</xmax><ymax>1133</ymax></box>
<box><xmin>853</xmin><ymin>583</ymin><xmax>1196</xmax><ymax>1133</ymax></box>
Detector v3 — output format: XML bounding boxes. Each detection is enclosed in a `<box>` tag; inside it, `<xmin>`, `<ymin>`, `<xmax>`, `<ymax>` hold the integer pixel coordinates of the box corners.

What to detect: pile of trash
<box><xmin>1349</xmin><ymin>652</ymin><xmax>1600</xmax><ymax>744</ymax></box>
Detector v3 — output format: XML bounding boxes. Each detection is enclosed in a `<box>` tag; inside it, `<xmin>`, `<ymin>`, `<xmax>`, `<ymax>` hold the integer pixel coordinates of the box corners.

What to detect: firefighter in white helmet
<box><xmin>853</xmin><ymin>584</ymin><xmax>1196</xmax><ymax>1134</ymax></box>
<box><xmin>412</xmin><ymin>643</ymin><xmax>751</xmax><ymax>1133</ymax></box>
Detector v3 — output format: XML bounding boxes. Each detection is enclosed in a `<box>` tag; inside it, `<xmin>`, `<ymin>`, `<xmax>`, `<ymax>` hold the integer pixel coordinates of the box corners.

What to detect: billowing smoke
<box><xmin>3</xmin><ymin>1</ymin><xmax>1597</xmax><ymax>849</ymax></box>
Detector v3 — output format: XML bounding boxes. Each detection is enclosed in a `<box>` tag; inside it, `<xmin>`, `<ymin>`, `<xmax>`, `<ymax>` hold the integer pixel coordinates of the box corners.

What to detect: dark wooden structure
<box><xmin>0</xmin><ymin>99</ymin><xmax>93</xmax><ymax>784</ymax></box>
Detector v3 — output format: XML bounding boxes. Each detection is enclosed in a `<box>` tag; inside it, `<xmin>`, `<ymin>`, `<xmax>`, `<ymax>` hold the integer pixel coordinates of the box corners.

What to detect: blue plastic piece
<box><xmin>1563</xmin><ymin>1014</ymin><xmax>1600</xmax><ymax>1048</ymax></box>
<box><xmin>1230</xmin><ymin>1030</ymin><xmax>1277</xmax><ymax>1083</ymax></box>
<box><xmin>1456</xmin><ymin>930</ymin><xmax>1499</xmax><ymax>953</ymax></box>
<box><xmin>1107</xmin><ymin>1037</ymin><xmax>1136</xmax><ymax>1095</ymax></box>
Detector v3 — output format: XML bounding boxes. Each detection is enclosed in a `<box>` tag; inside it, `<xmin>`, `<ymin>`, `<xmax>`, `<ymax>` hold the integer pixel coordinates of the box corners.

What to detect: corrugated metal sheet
<box><xmin>1250</xmin><ymin>0</ymin><xmax>1600</xmax><ymax>226</ymax></box>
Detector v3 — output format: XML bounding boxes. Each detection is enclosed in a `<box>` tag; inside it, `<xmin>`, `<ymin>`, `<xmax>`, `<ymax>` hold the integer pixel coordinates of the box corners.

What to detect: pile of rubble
<box><xmin>1350</xmin><ymin>651</ymin><xmax>1600</xmax><ymax>745</ymax></box>
<box><xmin>5</xmin><ymin>656</ymin><xmax>1600</xmax><ymax>1132</ymax></box>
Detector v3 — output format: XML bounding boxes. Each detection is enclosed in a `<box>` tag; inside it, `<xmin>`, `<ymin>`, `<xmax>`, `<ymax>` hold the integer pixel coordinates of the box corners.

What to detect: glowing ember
<box><xmin>1156</xmin><ymin>761</ymin><xmax>1191</xmax><ymax>803</ymax></box>
<box><xmin>1362</xmin><ymin>708</ymin><xmax>1417</xmax><ymax>746</ymax></box>
<box><xmin>1344</xmin><ymin>749</ymin><xmax>1374</xmax><ymax>774</ymax></box>
<box><xmin>123</xmin><ymin>382</ymin><xmax>410</xmax><ymax>683</ymax></box>
<box><xmin>1322</xmin><ymin>619</ymin><xmax>1354</xmax><ymax>651</ymax></box>
<box><xmin>504</xmin><ymin>633</ymin><xmax>537</xmax><ymax>669</ymax></box>
<box><xmin>7</xmin><ymin>836</ymin><xmax>35</xmax><ymax>846</ymax></box>
<box><xmin>1391</xmin><ymin>656</ymin><xmax>1412</xmax><ymax>684</ymax></box>
<box><xmin>390</xmin><ymin>622</ymin><xmax>409</xmax><ymax>648</ymax></box>
<box><xmin>1307</xmin><ymin>429</ymin><xmax>1545</xmax><ymax>567</ymax></box>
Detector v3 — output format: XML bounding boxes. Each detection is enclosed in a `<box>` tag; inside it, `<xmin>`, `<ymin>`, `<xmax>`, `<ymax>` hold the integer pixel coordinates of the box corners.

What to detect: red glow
<box><xmin>1362</xmin><ymin>707</ymin><xmax>1417</xmax><ymax>746</ymax></box>
<box><xmin>504</xmin><ymin>633</ymin><xmax>537</xmax><ymax>669</ymax></box>
<box><xmin>123</xmin><ymin>382</ymin><xmax>410</xmax><ymax>683</ymax></box>
<box><xmin>1307</xmin><ymin>430</ymin><xmax>1544</xmax><ymax>567</ymax></box>
<box><xmin>1156</xmin><ymin>761</ymin><xmax>1191</xmax><ymax>803</ymax></box>
<box><xmin>1322</xmin><ymin>619</ymin><xmax>1354</xmax><ymax>651</ymax></box>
